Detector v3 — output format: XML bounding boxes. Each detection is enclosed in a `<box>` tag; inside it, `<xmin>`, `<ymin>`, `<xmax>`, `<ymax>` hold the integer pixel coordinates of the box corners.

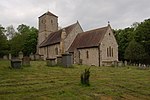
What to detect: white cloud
<box><xmin>0</xmin><ymin>0</ymin><xmax>150</xmax><ymax>30</ymax></box>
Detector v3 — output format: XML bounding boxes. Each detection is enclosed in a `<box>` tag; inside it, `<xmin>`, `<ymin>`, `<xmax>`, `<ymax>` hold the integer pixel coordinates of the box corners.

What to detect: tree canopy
<box><xmin>114</xmin><ymin>18</ymin><xmax>150</xmax><ymax>64</ymax></box>
<box><xmin>0</xmin><ymin>25</ymin><xmax>9</xmax><ymax>57</ymax></box>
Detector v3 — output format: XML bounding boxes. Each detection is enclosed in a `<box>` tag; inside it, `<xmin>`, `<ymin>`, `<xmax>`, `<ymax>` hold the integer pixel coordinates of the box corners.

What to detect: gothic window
<box><xmin>86</xmin><ymin>51</ymin><xmax>89</xmax><ymax>58</ymax></box>
<box><xmin>107</xmin><ymin>46</ymin><xmax>113</xmax><ymax>57</ymax></box>
<box><xmin>109</xmin><ymin>46</ymin><xmax>111</xmax><ymax>57</ymax></box>
<box><xmin>79</xmin><ymin>51</ymin><xmax>80</xmax><ymax>59</ymax></box>
<box><xmin>109</xmin><ymin>33</ymin><xmax>111</xmax><ymax>35</ymax></box>
<box><xmin>55</xmin><ymin>47</ymin><xmax>58</xmax><ymax>55</ymax></box>
<box><xmin>107</xmin><ymin>48</ymin><xmax>109</xmax><ymax>57</ymax></box>
<box><xmin>112</xmin><ymin>48</ymin><xmax>113</xmax><ymax>57</ymax></box>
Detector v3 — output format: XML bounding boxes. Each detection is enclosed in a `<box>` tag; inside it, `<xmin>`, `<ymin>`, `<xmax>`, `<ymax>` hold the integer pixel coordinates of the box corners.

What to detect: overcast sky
<box><xmin>0</xmin><ymin>0</ymin><xmax>150</xmax><ymax>31</ymax></box>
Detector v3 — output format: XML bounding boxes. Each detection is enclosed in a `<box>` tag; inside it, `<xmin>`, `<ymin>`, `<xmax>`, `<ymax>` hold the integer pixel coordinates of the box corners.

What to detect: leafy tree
<box><xmin>0</xmin><ymin>25</ymin><xmax>9</xmax><ymax>57</ymax></box>
<box><xmin>134</xmin><ymin>19</ymin><xmax>150</xmax><ymax>60</ymax></box>
<box><xmin>23</xmin><ymin>27</ymin><xmax>38</xmax><ymax>56</ymax></box>
<box><xmin>114</xmin><ymin>27</ymin><xmax>134</xmax><ymax>61</ymax></box>
<box><xmin>124</xmin><ymin>40</ymin><xmax>148</xmax><ymax>63</ymax></box>
<box><xmin>10</xmin><ymin>24</ymin><xmax>38</xmax><ymax>56</ymax></box>
<box><xmin>6</xmin><ymin>25</ymin><xmax>16</xmax><ymax>40</ymax></box>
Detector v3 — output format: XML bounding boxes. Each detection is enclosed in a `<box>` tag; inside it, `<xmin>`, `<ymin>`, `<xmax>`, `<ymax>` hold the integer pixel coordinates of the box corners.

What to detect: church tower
<box><xmin>37</xmin><ymin>11</ymin><xmax>58</xmax><ymax>54</ymax></box>
<box><xmin>38</xmin><ymin>11</ymin><xmax>58</xmax><ymax>46</ymax></box>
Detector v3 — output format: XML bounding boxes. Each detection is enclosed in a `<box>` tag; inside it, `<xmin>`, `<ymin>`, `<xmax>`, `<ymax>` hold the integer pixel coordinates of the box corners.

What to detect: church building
<box><xmin>37</xmin><ymin>11</ymin><xmax>118</xmax><ymax>66</ymax></box>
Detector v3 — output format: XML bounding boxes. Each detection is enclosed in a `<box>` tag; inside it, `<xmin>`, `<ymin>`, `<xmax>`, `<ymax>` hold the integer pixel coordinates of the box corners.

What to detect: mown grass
<box><xmin>0</xmin><ymin>60</ymin><xmax>150</xmax><ymax>100</ymax></box>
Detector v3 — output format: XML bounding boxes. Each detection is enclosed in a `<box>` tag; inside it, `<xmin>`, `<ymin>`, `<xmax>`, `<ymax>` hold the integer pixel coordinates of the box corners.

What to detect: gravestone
<box><xmin>35</xmin><ymin>54</ymin><xmax>40</xmax><ymax>60</ymax></box>
<box><xmin>118</xmin><ymin>61</ymin><xmax>123</xmax><ymax>67</ymax></box>
<box><xmin>9</xmin><ymin>53</ymin><xmax>12</xmax><ymax>60</ymax></box>
<box><xmin>112</xmin><ymin>61</ymin><xmax>118</xmax><ymax>67</ymax></box>
<box><xmin>22</xmin><ymin>56</ymin><xmax>30</xmax><ymax>66</ymax></box>
<box><xmin>57</xmin><ymin>56</ymin><xmax>62</xmax><ymax>66</ymax></box>
<box><xmin>62</xmin><ymin>53</ymin><xmax>72</xmax><ymax>67</ymax></box>
<box><xmin>30</xmin><ymin>53</ymin><xmax>34</xmax><ymax>61</ymax></box>
<box><xmin>124</xmin><ymin>61</ymin><xmax>128</xmax><ymax>66</ymax></box>
<box><xmin>46</xmin><ymin>58</ymin><xmax>56</xmax><ymax>66</ymax></box>
<box><xmin>19</xmin><ymin>51</ymin><xmax>23</xmax><ymax>60</ymax></box>
<box><xmin>11</xmin><ymin>59</ymin><xmax>22</xmax><ymax>68</ymax></box>
<box><xmin>3</xmin><ymin>55</ymin><xmax>8</xmax><ymax>60</ymax></box>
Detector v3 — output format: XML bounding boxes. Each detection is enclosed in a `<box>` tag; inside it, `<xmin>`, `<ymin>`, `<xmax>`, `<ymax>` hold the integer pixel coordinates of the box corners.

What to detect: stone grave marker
<box><xmin>22</xmin><ymin>56</ymin><xmax>30</xmax><ymax>66</ymax></box>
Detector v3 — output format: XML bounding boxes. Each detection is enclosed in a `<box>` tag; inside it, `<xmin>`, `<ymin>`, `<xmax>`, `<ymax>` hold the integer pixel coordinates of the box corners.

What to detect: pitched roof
<box><xmin>39</xmin><ymin>22</ymin><xmax>78</xmax><ymax>47</ymax></box>
<box><xmin>68</xmin><ymin>26</ymin><xmax>109</xmax><ymax>52</ymax></box>
<box><xmin>39</xmin><ymin>11</ymin><xmax>58</xmax><ymax>18</ymax></box>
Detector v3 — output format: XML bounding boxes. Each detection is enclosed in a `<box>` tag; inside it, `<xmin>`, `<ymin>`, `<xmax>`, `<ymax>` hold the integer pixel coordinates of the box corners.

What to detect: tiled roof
<box><xmin>39</xmin><ymin>11</ymin><xmax>58</xmax><ymax>18</ymax></box>
<box><xmin>68</xmin><ymin>26</ymin><xmax>108</xmax><ymax>52</ymax></box>
<box><xmin>39</xmin><ymin>22</ymin><xmax>78</xmax><ymax>47</ymax></box>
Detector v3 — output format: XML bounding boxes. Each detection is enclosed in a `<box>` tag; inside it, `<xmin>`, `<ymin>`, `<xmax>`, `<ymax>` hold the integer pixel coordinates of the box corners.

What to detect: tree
<box><xmin>0</xmin><ymin>25</ymin><xmax>9</xmax><ymax>57</ymax></box>
<box><xmin>23</xmin><ymin>27</ymin><xmax>38</xmax><ymax>56</ymax></box>
<box><xmin>114</xmin><ymin>27</ymin><xmax>134</xmax><ymax>61</ymax></box>
<box><xmin>10</xmin><ymin>24</ymin><xmax>38</xmax><ymax>56</ymax></box>
<box><xmin>124</xmin><ymin>40</ymin><xmax>148</xmax><ymax>63</ymax></box>
<box><xmin>6</xmin><ymin>25</ymin><xmax>16</xmax><ymax>40</ymax></box>
<box><xmin>134</xmin><ymin>19</ymin><xmax>150</xmax><ymax>61</ymax></box>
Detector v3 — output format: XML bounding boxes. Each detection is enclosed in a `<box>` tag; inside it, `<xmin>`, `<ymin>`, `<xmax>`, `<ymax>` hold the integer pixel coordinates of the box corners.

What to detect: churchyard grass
<box><xmin>0</xmin><ymin>60</ymin><xmax>150</xmax><ymax>100</ymax></box>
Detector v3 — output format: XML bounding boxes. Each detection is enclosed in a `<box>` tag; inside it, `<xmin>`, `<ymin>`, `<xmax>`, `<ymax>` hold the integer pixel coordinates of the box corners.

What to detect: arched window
<box><xmin>55</xmin><ymin>47</ymin><xmax>58</xmax><ymax>55</ymax></box>
<box><xmin>112</xmin><ymin>48</ymin><xmax>113</xmax><ymax>57</ymax></box>
<box><xmin>109</xmin><ymin>46</ymin><xmax>111</xmax><ymax>57</ymax></box>
<box><xmin>107</xmin><ymin>48</ymin><xmax>109</xmax><ymax>57</ymax></box>
<box><xmin>79</xmin><ymin>51</ymin><xmax>80</xmax><ymax>59</ymax></box>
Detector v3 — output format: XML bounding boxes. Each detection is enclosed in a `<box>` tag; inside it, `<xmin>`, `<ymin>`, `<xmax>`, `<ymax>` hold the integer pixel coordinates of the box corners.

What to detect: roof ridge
<box><xmin>83</xmin><ymin>26</ymin><xmax>108</xmax><ymax>33</ymax></box>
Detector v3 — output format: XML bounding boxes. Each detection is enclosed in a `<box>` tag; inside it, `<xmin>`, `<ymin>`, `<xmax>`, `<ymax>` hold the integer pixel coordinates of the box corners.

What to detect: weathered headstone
<box><xmin>118</xmin><ymin>61</ymin><xmax>123</xmax><ymax>67</ymax></box>
<box><xmin>57</xmin><ymin>56</ymin><xmax>62</xmax><ymax>66</ymax></box>
<box><xmin>3</xmin><ymin>55</ymin><xmax>8</xmax><ymax>60</ymax></box>
<box><xmin>35</xmin><ymin>54</ymin><xmax>40</xmax><ymax>60</ymax></box>
<box><xmin>11</xmin><ymin>59</ymin><xmax>22</xmax><ymax>68</ymax></box>
<box><xmin>112</xmin><ymin>61</ymin><xmax>118</xmax><ymax>67</ymax></box>
<box><xmin>30</xmin><ymin>53</ymin><xmax>34</xmax><ymax>61</ymax></box>
<box><xmin>124</xmin><ymin>61</ymin><xmax>127</xmax><ymax>66</ymax></box>
<box><xmin>46</xmin><ymin>58</ymin><xmax>56</xmax><ymax>66</ymax></box>
<box><xmin>62</xmin><ymin>53</ymin><xmax>72</xmax><ymax>67</ymax></box>
<box><xmin>19</xmin><ymin>51</ymin><xmax>23</xmax><ymax>60</ymax></box>
<box><xmin>22</xmin><ymin>56</ymin><xmax>30</xmax><ymax>66</ymax></box>
<box><xmin>9</xmin><ymin>53</ymin><xmax>12</xmax><ymax>60</ymax></box>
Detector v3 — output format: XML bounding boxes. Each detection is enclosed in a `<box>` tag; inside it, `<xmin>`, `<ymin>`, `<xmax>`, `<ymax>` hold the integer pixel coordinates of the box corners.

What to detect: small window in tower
<box><xmin>109</xmin><ymin>33</ymin><xmax>111</xmax><ymax>35</ymax></box>
<box><xmin>51</xmin><ymin>20</ymin><xmax>53</xmax><ymax>24</ymax></box>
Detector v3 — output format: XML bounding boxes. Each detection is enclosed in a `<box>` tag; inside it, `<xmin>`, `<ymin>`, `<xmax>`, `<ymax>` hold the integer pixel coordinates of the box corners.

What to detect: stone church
<box><xmin>37</xmin><ymin>11</ymin><xmax>118</xmax><ymax>66</ymax></box>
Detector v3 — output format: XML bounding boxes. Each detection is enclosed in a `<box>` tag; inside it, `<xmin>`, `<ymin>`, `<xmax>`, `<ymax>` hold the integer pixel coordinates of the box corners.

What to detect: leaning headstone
<box><xmin>19</xmin><ymin>51</ymin><xmax>23</xmax><ymax>60</ymax></box>
<box><xmin>9</xmin><ymin>53</ymin><xmax>12</xmax><ymax>60</ymax></box>
<box><xmin>22</xmin><ymin>56</ymin><xmax>30</xmax><ymax>66</ymax></box>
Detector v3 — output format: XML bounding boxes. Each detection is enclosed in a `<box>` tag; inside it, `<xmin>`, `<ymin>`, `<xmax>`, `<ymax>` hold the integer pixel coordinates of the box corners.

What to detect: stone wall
<box><xmin>47</xmin><ymin>44</ymin><xmax>60</xmax><ymax>59</ymax></box>
<box><xmin>64</xmin><ymin>22</ymin><xmax>83</xmax><ymax>51</ymax></box>
<box><xmin>100</xmin><ymin>26</ymin><xmax>118</xmax><ymax>66</ymax></box>
<box><xmin>78</xmin><ymin>48</ymin><xmax>99</xmax><ymax>66</ymax></box>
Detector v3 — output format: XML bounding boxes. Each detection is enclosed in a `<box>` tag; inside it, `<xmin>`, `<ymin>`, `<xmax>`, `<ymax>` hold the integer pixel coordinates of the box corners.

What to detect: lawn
<box><xmin>0</xmin><ymin>60</ymin><xmax>150</xmax><ymax>100</ymax></box>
